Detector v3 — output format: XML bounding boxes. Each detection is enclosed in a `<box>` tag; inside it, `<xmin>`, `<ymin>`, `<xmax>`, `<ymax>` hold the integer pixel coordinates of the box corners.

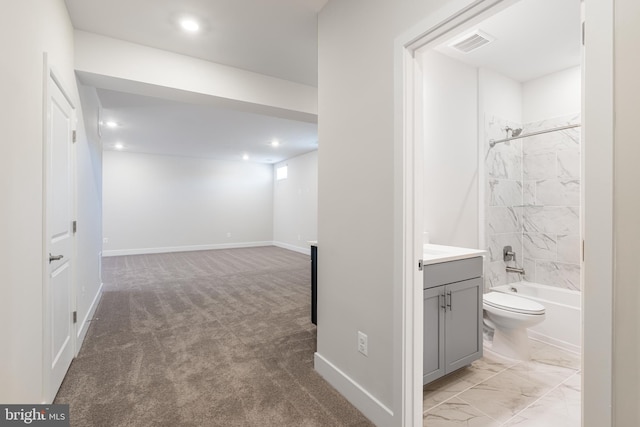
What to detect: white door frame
<box><xmin>42</xmin><ymin>53</ymin><xmax>77</xmax><ymax>403</ymax></box>
<box><xmin>394</xmin><ymin>1</ymin><xmax>614</xmax><ymax>426</ymax></box>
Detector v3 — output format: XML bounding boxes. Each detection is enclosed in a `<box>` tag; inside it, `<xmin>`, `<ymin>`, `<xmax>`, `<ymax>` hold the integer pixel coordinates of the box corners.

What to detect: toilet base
<box><xmin>491</xmin><ymin>327</ymin><xmax>532</xmax><ymax>360</ymax></box>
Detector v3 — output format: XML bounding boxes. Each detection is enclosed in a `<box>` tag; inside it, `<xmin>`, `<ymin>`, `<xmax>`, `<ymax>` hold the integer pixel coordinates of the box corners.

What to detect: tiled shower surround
<box><xmin>485</xmin><ymin>114</ymin><xmax>581</xmax><ymax>291</ymax></box>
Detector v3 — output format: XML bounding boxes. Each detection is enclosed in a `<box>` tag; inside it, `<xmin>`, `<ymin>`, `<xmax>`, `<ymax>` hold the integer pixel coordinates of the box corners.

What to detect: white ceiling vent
<box><xmin>449</xmin><ymin>30</ymin><xmax>495</xmax><ymax>54</ymax></box>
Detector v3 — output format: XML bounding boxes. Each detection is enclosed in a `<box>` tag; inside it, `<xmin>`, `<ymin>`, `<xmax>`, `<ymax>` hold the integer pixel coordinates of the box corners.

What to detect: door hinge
<box><xmin>418</xmin><ymin>259</ymin><xmax>424</xmax><ymax>271</ymax></box>
<box><xmin>72</xmin><ymin>220</ymin><xmax>77</xmax><ymax>233</ymax></box>
<box><xmin>581</xmin><ymin>21</ymin><xmax>585</xmax><ymax>46</ymax></box>
<box><xmin>72</xmin><ymin>130</ymin><xmax>77</xmax><ymax>143</ymax></box>
<box><xmin>73</xmin><ymin>311</ymin><xmax>77</xmax><ymax>324</ymax></box>
<box><xmin>582</xmin><ymin>239</ymin><xmax>585</xmax><ymax>262</ymax></box>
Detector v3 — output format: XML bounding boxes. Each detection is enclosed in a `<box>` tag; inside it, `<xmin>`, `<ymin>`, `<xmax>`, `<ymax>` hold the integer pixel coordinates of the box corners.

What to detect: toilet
<box><xmin>483</xmin><ymin>291</ymin><xmax>546</xmax><ymax>360</ymax></box>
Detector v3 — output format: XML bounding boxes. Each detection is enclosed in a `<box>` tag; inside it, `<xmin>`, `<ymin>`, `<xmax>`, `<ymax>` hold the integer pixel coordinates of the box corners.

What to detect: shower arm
<box><xmin>489</xmin><ymin>123</ymin><xmax>581</xmax><ymax>148</ymax></box>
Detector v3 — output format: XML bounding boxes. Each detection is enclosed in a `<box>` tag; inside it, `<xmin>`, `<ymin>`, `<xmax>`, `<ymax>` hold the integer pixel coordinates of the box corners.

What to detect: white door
<box><xmin>44</xmin><ymin>68</ymin><xmax>75</xmax><ymax>403</ymax></box>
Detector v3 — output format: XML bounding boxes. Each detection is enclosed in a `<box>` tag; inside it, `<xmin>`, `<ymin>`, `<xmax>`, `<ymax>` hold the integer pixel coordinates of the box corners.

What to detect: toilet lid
<box><xmin>484</xmin><ymin>292</ymin><xmax>545</xmax><ymax>315</ymax></box>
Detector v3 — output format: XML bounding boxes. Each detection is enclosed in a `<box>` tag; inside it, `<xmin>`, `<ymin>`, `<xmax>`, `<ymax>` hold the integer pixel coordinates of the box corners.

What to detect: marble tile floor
<box><xmin>423</xmin><ymin>340</ymin><xmax>581</xmax><ymax>426</ymax></box>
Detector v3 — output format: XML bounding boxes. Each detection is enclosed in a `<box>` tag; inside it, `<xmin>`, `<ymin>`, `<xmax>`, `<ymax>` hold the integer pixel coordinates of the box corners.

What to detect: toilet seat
<box><xmin>484</xmin><ymin>292</ymin><xmax>545</xmax><ymax>315</ymax></box>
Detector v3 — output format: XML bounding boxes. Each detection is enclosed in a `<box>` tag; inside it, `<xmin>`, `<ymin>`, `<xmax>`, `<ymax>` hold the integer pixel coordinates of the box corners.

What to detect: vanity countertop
<box><xmin>422</xmin><ymin>244</ymin><xmax>486</xmax><ymax>265</ymax></box>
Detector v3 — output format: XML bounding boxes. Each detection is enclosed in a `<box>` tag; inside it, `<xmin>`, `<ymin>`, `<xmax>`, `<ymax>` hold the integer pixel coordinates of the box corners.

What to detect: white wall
<box><xmin>614</xmin><ymin>0</ymin><xmax>640</xmax><ymax>423</ymax></box>
<box><xmin>479</xmin><ymin>67</ymin><xmax>523</xmax><ymax>124</ymax></box>
<box><xmin>75</xmin><ymin>83</ymin><xmax>104</xmax><ymax>343</ymax></box>
<box><xmin>74</xmin><ymin>31</ymin><xmax>317</xmax><ymax>123</ymax></box>
<box><xmin>317</xmin><ymin>2</ymin><xmax>620</xmax><ymax>426</ymax></box>
<box><xmin>317</xmin><ymin>1</ymin><xmax>449</xmax><ymax>425</ymax></box>
<box><xmin>0</xmin><ymin>0</ymin><xmax>102</xmax><ymax>403</ymax></box>
<box><xmin>273</xmin><ymin>151</ymin><xmax>318</xmax><ymax>254</ymax></box>
<box><xmin>421</xmin><ymin>51</ymin><xmax>479</xmax><ymax>248</ymax></box>
<box><xmin>420</xmin><ymin>58</ymin><xmax>525</xmax><ymax>254</ymax></box>
<box><xmin>479</xmin><ymin>65</ymin><xmax>580</xmax><ymax>127</ymax></box>
<box><xmin>103</xmin><ymin>151</ymin><xmax>273</xmax><ymax>255</ymax></box>
<box><xmin>0</xmin><ymin>0</ymin><xmax>633</xmax><ymax>423</ymax></box>
<box><xmin>523</xmin><ymin>66</ymin><xmax>581</xmax><ymax>123</ymax></box>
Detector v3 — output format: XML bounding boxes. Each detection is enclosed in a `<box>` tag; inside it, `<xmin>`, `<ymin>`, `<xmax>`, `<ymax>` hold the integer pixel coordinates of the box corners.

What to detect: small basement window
<box><xmin>276</xmin><ymin>165</ymin><xmax>288</xmax><ymax>180</ymax></box>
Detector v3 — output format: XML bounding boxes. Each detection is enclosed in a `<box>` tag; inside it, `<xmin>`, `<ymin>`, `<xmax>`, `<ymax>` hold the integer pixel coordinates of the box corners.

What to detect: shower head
<box><xmin>502</xmin><ymin>126</ymin><xmax>522</xmax><ymax>138</ymax></box>
<box><xmin>489</xmin><ymin>126</ymin><xmax>525</xmax><ymax>151</ymax></box>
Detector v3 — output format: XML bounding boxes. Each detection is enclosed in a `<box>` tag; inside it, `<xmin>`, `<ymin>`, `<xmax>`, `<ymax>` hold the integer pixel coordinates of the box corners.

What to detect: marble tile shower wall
<box><xmin>522</xmin><ymin>114</ymin><xmax>581</xmax><ymax>291</ymax></box>
<box><xmin>485</xmin><ymin>115</ymin><xmax>524</xmax><ymax>289</ymax></box>
<box><xmin>485</xmin><ymin>114</ymin><xmax>581</xmax><ymax>291</ymax></box>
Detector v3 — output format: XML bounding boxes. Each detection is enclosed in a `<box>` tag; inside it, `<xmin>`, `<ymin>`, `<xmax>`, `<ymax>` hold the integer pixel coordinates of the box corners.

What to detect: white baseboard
<box><xmin>272</xmin><ymin>241</ymin><xmax>311</xmax><ymax>255</ymax></box>
<box><xmin>528</xmin><ymin>331</ymin><xmax>581</xmax><ymax>355</ymax></box>
<box><xmin>102</xmin><ymin>241</ymin><xmax>274</xmax><ymax>257</ymax></box>
<box><xmin>76</xmin><ymin>281</ymin><xmax>103</xmax><ymax>353</ymax></box>
<box><xmin>314</xmin><ymin>352</ymin><xmax>393</xmax><ymax>427</ymax></box>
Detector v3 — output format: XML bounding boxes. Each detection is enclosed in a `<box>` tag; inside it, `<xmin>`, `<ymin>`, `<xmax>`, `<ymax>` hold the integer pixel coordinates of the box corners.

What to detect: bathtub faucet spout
<box><xmin>506</xmin><ymin>266</ymin><xmax>525</xmax><ymax>275</ymax></box>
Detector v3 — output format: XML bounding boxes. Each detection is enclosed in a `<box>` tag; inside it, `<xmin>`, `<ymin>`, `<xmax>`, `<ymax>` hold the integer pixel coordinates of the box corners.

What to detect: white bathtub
<box><xmin>490</xmin><ymin>281</ymin><xmax>581</xmax><ymax>353</ymax></box>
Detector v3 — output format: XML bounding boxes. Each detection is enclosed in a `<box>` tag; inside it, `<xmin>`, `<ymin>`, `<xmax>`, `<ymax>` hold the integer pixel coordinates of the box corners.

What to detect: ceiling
<box><xmin>98</xmin><ymin>88</ymin><xmax>318</xmax><ymax>163</ymax></box>
<box><xmin>435</xmin><ymin>0</ymin><xmax>581</xmax><ymax>82</ymax></box>
<box><xmin>65</xmin><ymin>0</ymin><xmax>580</xmax><ymax>163</ymax></box>
<box><xmin>64</xmin><ymin>0</ymin><xmax>325</xmax><ymax>163</ymax></box>
<box><xmin>64</xmin><ymin>0</ymin><xmax>327</xmax><ymax>87</ymax></box>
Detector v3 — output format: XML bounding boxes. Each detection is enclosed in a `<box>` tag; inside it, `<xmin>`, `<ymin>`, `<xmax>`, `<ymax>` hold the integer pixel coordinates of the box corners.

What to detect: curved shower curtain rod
<box><xmin>489</xmin><ymin>123</ymin><xmax>582</xmax><ymax>148</ymax></box>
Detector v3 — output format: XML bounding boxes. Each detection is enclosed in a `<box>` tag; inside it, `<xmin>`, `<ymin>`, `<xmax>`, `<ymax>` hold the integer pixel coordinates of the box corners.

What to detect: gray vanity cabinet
<box><xmin>423</xmin><ymin>257</ymin><xmax>483</xmax><ymax>385</ymax></box>
<box><xmin>423</xmin><ymin>286</ymin><xmax>446</xmax><ymax>383</ymax></box>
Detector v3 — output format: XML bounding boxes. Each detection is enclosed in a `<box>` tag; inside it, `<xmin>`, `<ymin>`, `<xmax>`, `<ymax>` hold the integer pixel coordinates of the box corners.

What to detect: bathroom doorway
<box><xmin>395</xmin><ymin>0</ymin><xmax>614</xmax><ymax>425</ymax></box>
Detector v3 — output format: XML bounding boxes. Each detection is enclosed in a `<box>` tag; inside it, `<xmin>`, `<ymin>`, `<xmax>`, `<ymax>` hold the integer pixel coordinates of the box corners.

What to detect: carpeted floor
<box><xmin>55</xmin><ymin>246</ymin><xmax>374</xmax><ymax>427</ymax></box>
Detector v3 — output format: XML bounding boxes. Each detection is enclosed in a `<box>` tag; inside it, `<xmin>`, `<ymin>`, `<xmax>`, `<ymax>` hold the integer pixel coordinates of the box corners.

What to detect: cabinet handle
<box><xmin>446</xmin><ymin>291</ymin><xmax>452</xmax><ymax>311</ymax></box>
<box><xmin>440</xmin><ymin>293</ymin><xmax>446</xmax><ymax>311</ymax></box>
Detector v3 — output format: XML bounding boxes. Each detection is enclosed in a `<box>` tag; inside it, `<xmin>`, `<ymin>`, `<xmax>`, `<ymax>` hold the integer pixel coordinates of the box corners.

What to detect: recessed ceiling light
<box><xmin>271</xmin><ymin>139</ymin><xmax>280</xmax><ymax>147</ymax></box>
<box><xmin>105</xmin><ymin>121</ymin><xmax>118</xmax><ymax>128</ymax></box>
<box><xmin>114</xmin><ymin>143</ymin><xmax>124</xmax><ymax>150</ymax></box>
<box><xmin>242</xmin><ymin>154</ymin><xmax>249</xmax><ymax>161</ymax></box>
<box><xmin>180</xmin><ymin>18</ymin><xmax>200</xmax><ymax>33</ymax></box>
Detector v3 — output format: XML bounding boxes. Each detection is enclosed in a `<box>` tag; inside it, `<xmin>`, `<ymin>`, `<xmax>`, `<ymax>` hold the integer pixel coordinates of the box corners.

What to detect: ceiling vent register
<box><xmin>449</xmin><ymin>30</ymin><xmax>495</xmax><ymax>53</ymax></box>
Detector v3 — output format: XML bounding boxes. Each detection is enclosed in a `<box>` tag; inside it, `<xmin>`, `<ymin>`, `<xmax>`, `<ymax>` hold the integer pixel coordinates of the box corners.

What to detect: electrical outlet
<box><xmin>357</xmin><ymin>331</ymin><xmax>368</xmax><ymax>356</ymax></box>
<box><xmin>226</xmin><ymin>232</ymin><xmax>231</xmax><ymax>238</ymax></box>
<box><xmin>103</xmin><ymin>237</ymin><xmax>109</xmax><ymax>244</ymax></box>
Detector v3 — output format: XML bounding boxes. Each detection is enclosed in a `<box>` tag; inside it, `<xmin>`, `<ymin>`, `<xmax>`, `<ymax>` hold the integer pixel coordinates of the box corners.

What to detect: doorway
<box><xmin>396</xmin><ymin>0</ymin><xmax>614</xmax><ymax>425</ymax></box>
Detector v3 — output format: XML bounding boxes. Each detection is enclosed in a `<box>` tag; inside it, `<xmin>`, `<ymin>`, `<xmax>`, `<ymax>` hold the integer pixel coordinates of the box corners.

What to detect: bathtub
<box><xmin>490</xmin><ymin>281</ymin><xmax>581</xmax><ymax>353</ymax></box>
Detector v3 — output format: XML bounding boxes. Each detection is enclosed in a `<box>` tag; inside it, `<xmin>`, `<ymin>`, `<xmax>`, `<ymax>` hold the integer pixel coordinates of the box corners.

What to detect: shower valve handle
<box><xmin>503</xmin><ymin>246</ymin><xmax>516</xmax><ymax>262</ymax></box>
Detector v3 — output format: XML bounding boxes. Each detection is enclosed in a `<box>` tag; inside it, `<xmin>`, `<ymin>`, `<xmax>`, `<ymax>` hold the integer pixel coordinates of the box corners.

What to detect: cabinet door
<box><xmin>423</xmin><ymin>286</ymin><xmax>445</xmax><ymax>384</ymax></box>
<box><xmin>444</xmin><ymin>278</ymin><xmax>483</xmax><ymax>373</ymax></box>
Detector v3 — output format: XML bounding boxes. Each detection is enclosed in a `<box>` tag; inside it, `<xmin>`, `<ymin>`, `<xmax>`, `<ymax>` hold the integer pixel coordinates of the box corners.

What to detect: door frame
<box><xmin>42</xmin><ymin>53</ymin><xmax>77</xmax><ymax>403</ymax></box>
<box><xmin>394</xmin><ymin>1</ymin><xmax>614</xmax><ymax>426</ymax></box>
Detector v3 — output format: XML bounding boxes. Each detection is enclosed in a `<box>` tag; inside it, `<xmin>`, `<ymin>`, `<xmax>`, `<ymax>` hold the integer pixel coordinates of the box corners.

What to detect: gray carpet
<box><xmin>55</xmin><ymin>246</ymin><xmax>374</xmax><ymax>427</ymax></box>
